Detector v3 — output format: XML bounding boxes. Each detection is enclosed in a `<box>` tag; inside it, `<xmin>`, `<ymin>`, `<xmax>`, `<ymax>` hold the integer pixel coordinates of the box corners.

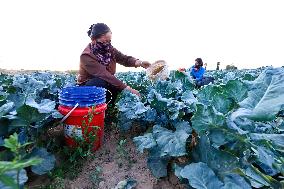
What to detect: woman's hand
<box><xmin>126</xmin><ymin>86</ymin><xmax>141</xmax><ymax>97</ymax></box>
<box><xmin>135</xmin><ymin>60</ymin><xmax>151</xmax><ymax>69</ymax></box>
<box><xmin>141</xmin><ymin>61</ymin><xmax>151</xmax><ymax>69</ymax></box>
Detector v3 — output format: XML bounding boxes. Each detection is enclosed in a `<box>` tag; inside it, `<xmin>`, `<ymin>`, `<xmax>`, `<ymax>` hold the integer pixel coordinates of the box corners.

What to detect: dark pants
<box><xmin>196</xmin><ymin>77</ymin><xmax>214</xmax><ymax>88</ymax></box>
<box><xmin>82</xmin><ymin>77</ymin><xmax>121</xmax><ymax>106</ymax></box>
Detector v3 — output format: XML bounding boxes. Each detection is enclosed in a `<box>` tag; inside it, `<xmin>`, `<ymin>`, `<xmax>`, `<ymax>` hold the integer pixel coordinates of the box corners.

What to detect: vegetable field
<box><xmin>1</xmin><ymin>67</ymin><xmax>284</xmax><ymax>189</ymax></box>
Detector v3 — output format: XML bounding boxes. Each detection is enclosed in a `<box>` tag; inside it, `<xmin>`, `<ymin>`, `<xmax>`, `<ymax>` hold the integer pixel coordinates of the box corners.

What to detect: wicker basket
<box><xmin>146</xmin><ymin>60</ymin><xmax>169</xmax><ymax>81</ymax></box>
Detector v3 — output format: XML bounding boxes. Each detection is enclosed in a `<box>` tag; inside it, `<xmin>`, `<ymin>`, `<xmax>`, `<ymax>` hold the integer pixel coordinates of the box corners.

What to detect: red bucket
<box><xmin>58</xmin><ymin>103</ymin><xmax>107</xmax><ymax>151</ymax></box>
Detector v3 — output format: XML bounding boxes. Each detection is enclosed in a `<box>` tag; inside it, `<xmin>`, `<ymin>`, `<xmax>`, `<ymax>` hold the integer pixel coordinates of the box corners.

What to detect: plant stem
<box><xmin>17</xmin><ymin>169</ymin><xmax>20</xmax><ymax>189</ymax></box>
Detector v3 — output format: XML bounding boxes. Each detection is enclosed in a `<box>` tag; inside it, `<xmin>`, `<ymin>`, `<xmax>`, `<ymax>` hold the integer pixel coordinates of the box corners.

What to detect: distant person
<box><xmin>77</xmin><ymin>23</ymin><xmax>151</xmax><ymax>105</ymax></box>
<box><xmin>216</xmin><ymin>62</ymin><xmax>220</xmax><ymax>70</ymax></box>
<box><xmin>190</xmin><ymin>58</ymin><xmax>206</xmax><ymax>82</ymax></box>
<box><xmin>179</xmin><ymin>58</ymin><xmax>214</xmax><ymax>87</ymax></box>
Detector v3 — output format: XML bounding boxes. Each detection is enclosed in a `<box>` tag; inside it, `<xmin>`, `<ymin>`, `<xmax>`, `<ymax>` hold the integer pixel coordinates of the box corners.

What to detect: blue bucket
<box><xmin>59</xmin><ymin>86</ymin><xmax>106</xmax><ymax>107</ymax></box>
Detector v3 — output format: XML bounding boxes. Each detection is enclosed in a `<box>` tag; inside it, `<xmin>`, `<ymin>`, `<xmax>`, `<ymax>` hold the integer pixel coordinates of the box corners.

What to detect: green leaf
<box><xmin>25</xmin><ymin>98</ymin><xmax>55</xmax><ymax>114</ymax></box>
<box><xmin>0</xmin><ymin>174</ymin><xmax>17</xmax><ymax>189</ymax></box>
<box><xmin>180</xmin><ymin>162</ymin><xmax>224</xmax><ymax>189</ymax></box>
<box><xmin>236</xmin><ymin>165</ymin><xmax>283</xmax><ymax>188</ymax></box>
<box><xmin>3</xmin><ymin>133</ymin><xmax>18</xmax><ymax>153</ymax></box>
<box><xmin>239</xmin><ymin>67</ymin><xmax>284</xmax><ymax>121</ymax></box>
<box><xmin>0</xmin><ymin>159</ymin><xmax>42</xmax><ymax>172</ymax></box>
<box><xmin>0</xmin><ymin>102</ymin><xmax>14</xmax><ymax>118</ymax></box>
<box><xmin>181</xmin><ymin>90</ymin><xmax>197</xmax><ymax>105</ymax></box>
<box><xmin>172</xmin><ymin>71</ymin><xmax>195</xmax><ymax>91</ymax></box>
<box><xmin>173</xmin><ymin>121</ymin><xmax>192</xmax><ymax>134</ymax></box>
<box><xmin>208</xmin><ymin>129</ymin><xmax>231</xmax><ymax>148</ymax></box>
<box><xmin>212</xmin><ymin>93</ymin><xmax>234</xmax><ymax>114</ymax></box>
<box><xmin>17</xmin><ymin>104</ymin><xmax>46</xmax><ymax>125</ymax></box>
<box><xmin>192</xmin><ymin>136</ymin><xmax>240</xmax><ymax>176</ymax></box>
<box><xmin>252</xmin><ymin>146</ymin><xmax>278</xmax><ymax>176</ymax></box>
<box><xmin>30</xmin><ymin>148</ymin><xmax>55</xmax><ymax>175</ymax></box>
<box><xmin>223</xmin><ymin>80</ymin><xmax>248</xmax><ymax>103</ymax></box>
<box><xmin>117</xmin><ymin>91</ymin><xmax>149</xmax><ymax>120</ymax></box>
<box><xmin>147</xmin><ymin>148</ymin><xmax>170</xmax><ymax>178</ymax></box>
<box><xmin>8</xmin><ymin>119</ymin><xmax>27</xmax><ymax>129</ymax></box>
<box><xmin>196</xmin><ymin>85</ymin><xmax>222</xmax><ymax>105</ymax></box>
<box><xmin>133</xmin><ymin>133</ymin><xmax>156</xmax><ymax>153</ymax></box>
<box><xmin>222</xmin><ymin>174</ymin><xmax>251</xmax><ymax>189</ymax></box>
<box><xmin>191</xmin><ymin>104</ymin><xmax>225</xmax><ymax>134</ymax></box>
<box><xmin>153</xmin><ymin>125</ymin><xmax>190</xmax><ymax>157</ymax></box>
<box><xmin>250</xmin><ymin>133</ymin><xmax>284</xmax><ymax>148</ymax></box>
<box><xmin>238</xmin><ymin>166</ymin><xmax>270</xmax><ymax>188</ymax></box>
<box><xmin>0</xmin><ymin>169</ymin><xmax>28</xmax><ymax>189</ymax></box>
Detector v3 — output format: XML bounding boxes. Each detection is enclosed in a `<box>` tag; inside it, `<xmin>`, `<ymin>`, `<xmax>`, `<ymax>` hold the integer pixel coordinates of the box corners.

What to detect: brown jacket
<box><xmin>77</xmin><ymin>43</ymin><xmax>138</xmax><ymax>90</ymax></box>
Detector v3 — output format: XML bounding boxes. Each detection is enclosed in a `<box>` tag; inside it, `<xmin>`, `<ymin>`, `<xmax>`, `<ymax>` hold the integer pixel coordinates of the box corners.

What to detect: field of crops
<box><xmin>0</xmin><ymin>67</ymin><xmax>284</xmax><ymax>189</ymax></box>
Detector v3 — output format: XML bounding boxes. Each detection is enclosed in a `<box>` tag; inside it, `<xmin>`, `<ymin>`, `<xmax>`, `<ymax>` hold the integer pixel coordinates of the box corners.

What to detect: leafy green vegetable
<box><xmin>239</xmin><ymin>67</ymin><xmax>284</xmax><ymax>121</ymax></box>
<box><xmin>180</xmin><ymin>162</ymin><xmax>224</xmax><ymax>189</ymax></box>
<box><xmin>30</xmin><ymin>148</ymin><xmax>56</xmax><ymax>175</ymax></box>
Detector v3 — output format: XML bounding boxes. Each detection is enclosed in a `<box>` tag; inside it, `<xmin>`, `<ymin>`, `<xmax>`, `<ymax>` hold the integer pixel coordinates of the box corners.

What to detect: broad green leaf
<box><xmin>222</xmin><ymin>174</ymin><xmax>251</xmax><ymax>189</ymax></box>
<box><xmin>16</xmin><ymin>105</ymin><xmax>46</xmax><ymax>125</ymax></box>
<box><xmin>0</xmin><ymin>174</ymin><xmax>17</xmax><ymax>189</ymax></box>
<box><xmin>249</xmin><ymin>133</ymin><xmax>284</xmax><ymax>148</ymax></box>
<box><xmin>173</xmin><ymin>121</ymin><xmax>192</xmax><ymax>134</ymax></box>
<box><xmin>237</xmin><ymin>165</ymin><xmax>283</xmax><ymax>188</ymax></box>
<box><xmin>239</xmin><ymin>166</ymin><xmax>270</xmax><ymax>188</ymax></box>
<box><xmin>196</xmin><ymin>85</ymin><xmax>222</xmax><ymax>105</ymax></box>
<box><xmin>208</xmin><ymin>129</ymin><xmax>232</xmax><ymax>148</ymax></box>
<box><xmin>153</xmin><ymin>125</ymin><xmax>190</xmax><ymax>157</ymax></box>
<box><xmin>239</xmin><ymin>67</ymin><xmax>284</xmax><ymax>121</ymax></box>
<box><xmin>172</xmin><ymin>71</ymin><xmax>195</xmax><ymax>91</ymax></box>
<box><xmin>8</xmin><ymin>119</ymin><xmax>27</xmax><ymax>130</ymax></box>
<box><xmin>181</xmin><ymin>90</ymin><xmax>197</xmax><ymax>105</ymax></box>
<box><xmin>0</xmin><ymin>169</ymin><xmax>28</xmax><ymax>189</ymax></box>
<box><xmin>252</xmin><ymin>146</ymin><xmax>278</xmax><ymax>176</ymax></box>
<box><xmin>26</xmin><ymin>98</ymin><xmax>55</xmax><ymax>114</ymax></box>
<box><xmin>192</xmin><ymin>136</ymin><xmax>240</xmax><ymax>176</ymax></box>
<box><xmin>212</xmin><ymin>93</ymin><xmax>234</xmax><ymax>114</ymax></box>
<box><xmin>133</xmin><ymin>133</ymin><xmax>156</xmax><ymax>153</ymax></box>
<box><xmin>147</xmin><ymin>148</ymin><xmax>170</xmax><ymax>178</ymax></box>
<box><xmin>191</xmin><ymin>104</ymin><xmax>225</xmax><ymax>134</ymax></box>
<box><xmin>180</xmin><ymin>162</ymin><xmax>224</xmax><ymax>189</ymax></box>
<box><xmin>117</xmin><ymin>91</ymin><xmax>149</xmax><ymax>120</ymax></box>
<box><xmin>0</xmin><ymin>102</ymin><xmax>14</xmax><ymax>118</ymax></box>
<box><xmin>223</xmin><ymin>80</ymin><xmax>248</xmax><ymax>102</ymax></box>
<box><xmin>30</xmin><ymin>148</ymin><xmax>56</xmax><ymax>175</ymax></box>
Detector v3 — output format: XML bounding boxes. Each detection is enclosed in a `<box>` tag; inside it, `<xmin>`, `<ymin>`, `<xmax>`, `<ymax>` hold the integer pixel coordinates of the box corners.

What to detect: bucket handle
<box><xmin>60</xmin><ymin>103</ymin><xmax>79</xmax><ymax>123</ymax></box>
<box><xmin>106</xmin><ymin>89</ymin><xmax>113</xmax><ymax>105</ymax></box>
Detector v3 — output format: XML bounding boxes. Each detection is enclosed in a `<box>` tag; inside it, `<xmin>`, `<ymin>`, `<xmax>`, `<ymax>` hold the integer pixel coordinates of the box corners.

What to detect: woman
<box><xmin>77</xmin><ymin>23</ymin><xmax>151</xmax><ymax>105</ymax></box>
<box><xmin>189</xmin><ymin>58</ymin><xmax>205</xmax><ymax>82</ymax></box>
<box><xmin>179</xmin><ymin>58</ymin><xmax>214</xmax><ymax>87</ymax></box>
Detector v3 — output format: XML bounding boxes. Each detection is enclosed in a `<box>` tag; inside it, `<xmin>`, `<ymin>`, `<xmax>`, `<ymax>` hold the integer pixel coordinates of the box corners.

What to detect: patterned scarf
<box><xmin>91</xmin><ymin>41</ymin><xmax>113</xmax><ymax>66</ymax></box>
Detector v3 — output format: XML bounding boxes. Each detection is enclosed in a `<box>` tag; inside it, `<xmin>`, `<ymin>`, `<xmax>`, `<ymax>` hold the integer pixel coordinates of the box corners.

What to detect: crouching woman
<box><xmin>77</xmin><ymin>23</ymin><xmax>151</xmax><ymax>105</ymax></box>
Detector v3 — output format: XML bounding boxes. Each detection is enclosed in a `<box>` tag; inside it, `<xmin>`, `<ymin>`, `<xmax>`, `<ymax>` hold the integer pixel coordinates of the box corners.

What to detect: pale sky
<box><xmin>0</xmin><ymin>0</ymin><xmax>283</xmax><ymax>72</ymax></box>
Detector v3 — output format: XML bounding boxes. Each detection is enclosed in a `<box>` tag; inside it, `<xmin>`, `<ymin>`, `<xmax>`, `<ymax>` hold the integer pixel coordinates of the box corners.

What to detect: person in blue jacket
<box><xmin>179</xmin><ymin>58</ymin><xmax>214</xmax><ymax>87</ymax></box>
<box><xmin>190</xmin><ymin>58</ymin><xmax>205</xmax><ymax>82</ymax></box>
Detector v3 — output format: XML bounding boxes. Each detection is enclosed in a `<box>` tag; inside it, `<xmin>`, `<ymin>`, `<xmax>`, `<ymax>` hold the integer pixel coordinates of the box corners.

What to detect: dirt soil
<box><xmin>27</xmin><ymin>125</ymin><xmax>187</xmax><ymax>189</ymax></box>
<box><xmin>64</xmin><ymin>127</ymin><xmax>187</xmax><ymax>189</ymax></box>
